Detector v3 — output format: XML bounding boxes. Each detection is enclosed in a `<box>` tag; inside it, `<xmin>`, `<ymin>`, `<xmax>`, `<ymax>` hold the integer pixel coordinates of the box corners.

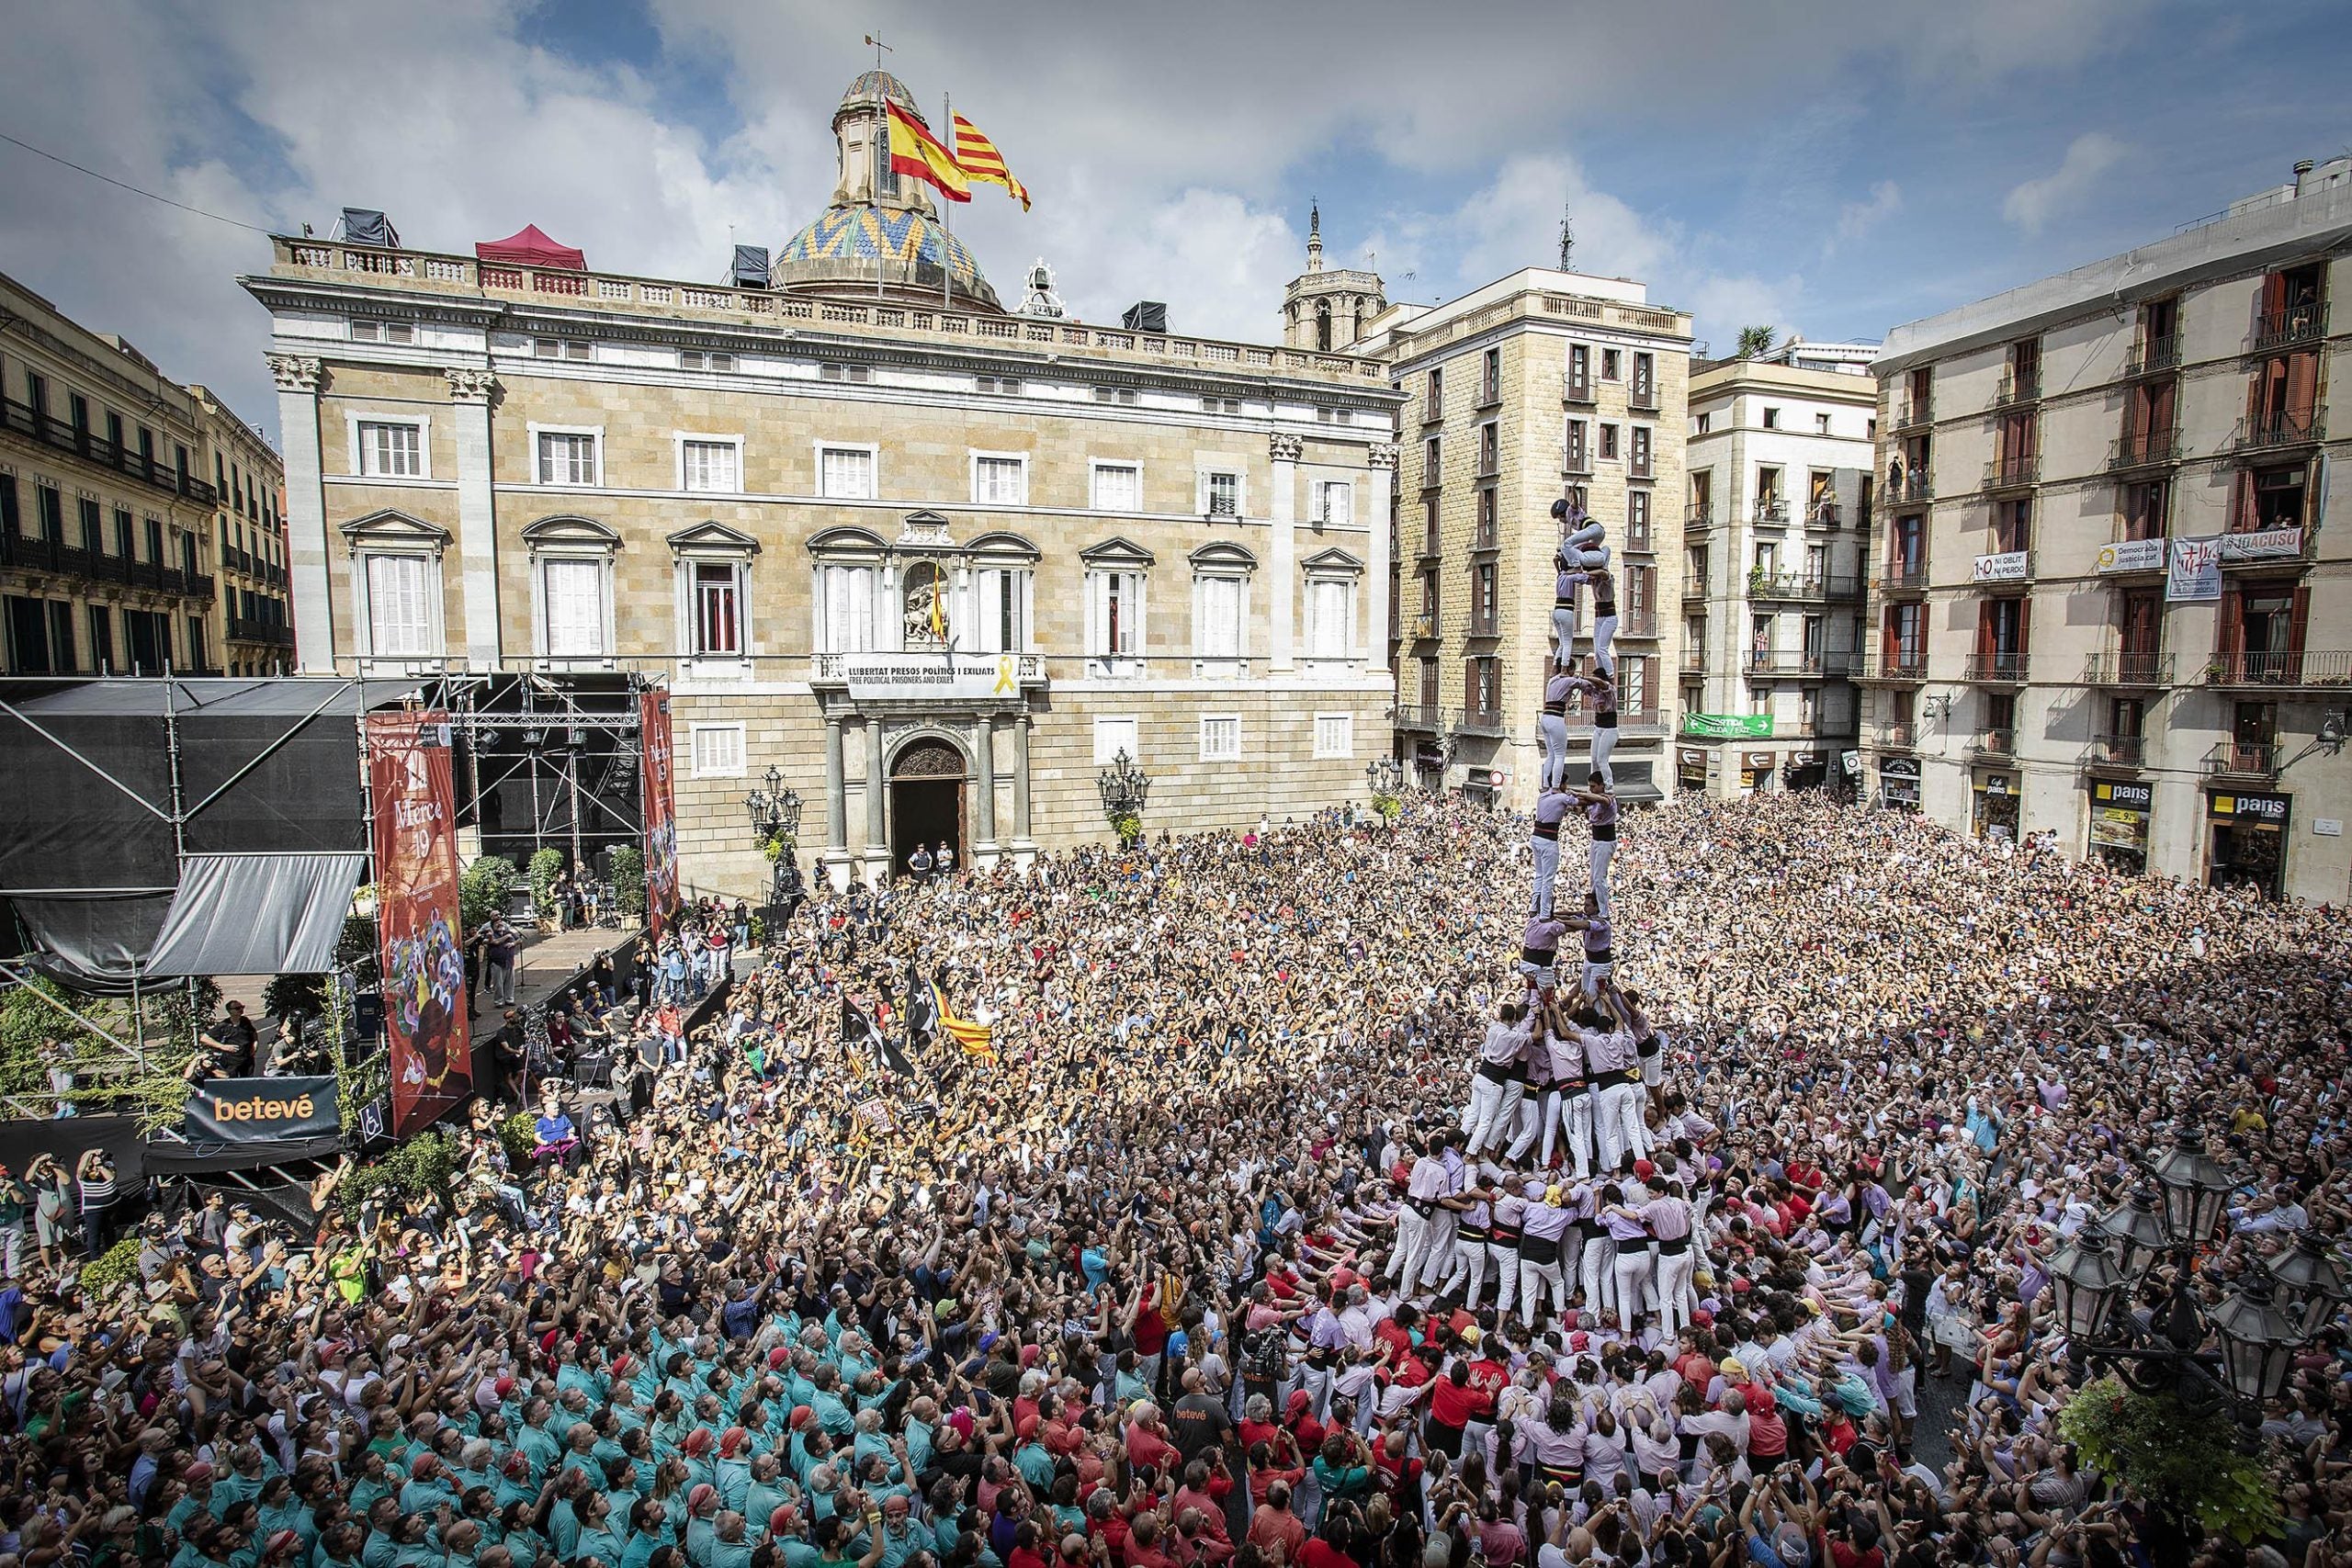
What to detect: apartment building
<box><xmin>1863</xmin><ymin>155</ymin><xmax>2352</xmax><ymax>902</ymax></box>
<box><xmin>1342</xmin><ymin>267</ymin><xmax>1694</xmax><ymax>807</ymax></box>
<box><xmin>0</xmin><ymin>272</ymin><xmax>230</xmax><ymax>677</ymax></box>
<box><xmin>242</xmin><ymin>70</ymin><xmax>1402</xmax><ymax>896</ymax></box>
<box><xmin>1678</xmin><ymin>344</ymin><xmax>1877</xmax><ymax>797</ymax></box>
<box><xmin>190</xmin><ymin>387</ymin><xmax>295</xmax><ymax>676</ymax></box>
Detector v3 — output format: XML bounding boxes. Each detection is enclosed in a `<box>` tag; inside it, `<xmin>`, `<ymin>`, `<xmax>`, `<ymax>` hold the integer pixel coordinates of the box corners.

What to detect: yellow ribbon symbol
<box><xmin>993</xmin><ymin>656</ymin><xmax>1016</xmax><ymax>694</ymax></box>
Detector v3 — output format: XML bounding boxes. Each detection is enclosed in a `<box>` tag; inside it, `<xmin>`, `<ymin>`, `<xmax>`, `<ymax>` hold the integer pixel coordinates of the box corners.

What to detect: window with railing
<box><xmin>1626</xmin><ymin>491</ymin><xmax>1652</xmax><ymax>552</ymax></box>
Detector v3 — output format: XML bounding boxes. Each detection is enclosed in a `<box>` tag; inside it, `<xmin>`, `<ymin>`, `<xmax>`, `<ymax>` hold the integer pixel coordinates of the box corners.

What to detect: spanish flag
<box><xmin>933</xmin><ymin>980</ymin><xmax>996</xmax><ymax>1063</ymax></box>
<box><xmin>951</xmin><ymin>114</ymin><xmax>1030</xmax><ymax>211</ymax></box>
<box><xmin>887</xmin><ymin>101</ymin><xmax>969</xmax><ymax>203</ymax></box>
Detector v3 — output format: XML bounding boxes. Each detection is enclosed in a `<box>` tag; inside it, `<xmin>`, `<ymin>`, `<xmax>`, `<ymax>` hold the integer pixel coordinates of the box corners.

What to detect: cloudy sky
<box><xmin>3</xmin><ymin>0</ymin><xmax>2346</xmax><ymax>445</ymax></box>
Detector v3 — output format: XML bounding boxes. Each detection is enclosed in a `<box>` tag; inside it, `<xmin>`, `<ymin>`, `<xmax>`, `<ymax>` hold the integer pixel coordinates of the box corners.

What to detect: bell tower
<box><xmin>1281</xmin><ymin>202</ymin><xmax>1385</xmax><ymax>352</ymax></box>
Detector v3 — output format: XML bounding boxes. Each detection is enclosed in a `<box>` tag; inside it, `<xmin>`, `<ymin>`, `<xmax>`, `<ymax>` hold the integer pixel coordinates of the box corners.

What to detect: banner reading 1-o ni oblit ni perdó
<box><xmin>639</xmin><ymin>689</ymin><xmax>680</xmax><ymax>938</ymax></box>
<box><xmin>366</xmin><ymin>712</ymin><xmax>472</xmax><ymax>1136</ymax></box>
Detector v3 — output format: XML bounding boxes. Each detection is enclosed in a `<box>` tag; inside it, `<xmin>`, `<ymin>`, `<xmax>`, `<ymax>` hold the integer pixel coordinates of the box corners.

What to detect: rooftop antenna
<box><xmin>1557</xmin><ymin>197</ymin><xmax>1575</xmax><ymax>273</ymax></box>
<box><xmin>864</xmin><ymin>30</ymin><xmax>892</xmax><ymax>73</ymax></box>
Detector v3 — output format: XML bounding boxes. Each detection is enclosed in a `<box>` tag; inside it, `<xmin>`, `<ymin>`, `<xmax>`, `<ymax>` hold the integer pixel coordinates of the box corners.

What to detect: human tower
<box><xmin>1385</xmin><ymin>501</ymin><xmax>1702</xmax><ymax>1345</ymax></box>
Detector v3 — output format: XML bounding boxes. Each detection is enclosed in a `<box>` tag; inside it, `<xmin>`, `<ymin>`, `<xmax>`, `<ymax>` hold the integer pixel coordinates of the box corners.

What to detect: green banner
<box><xmin>1681</xmin><ymin>713</ymin><xmax>1775</xmax><ymax>739</ymax></box>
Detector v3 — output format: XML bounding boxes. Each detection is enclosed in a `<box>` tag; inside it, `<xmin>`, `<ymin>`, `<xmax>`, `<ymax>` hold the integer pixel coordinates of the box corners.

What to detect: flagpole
<box><xmin>875</xmin><ymin>100</ymin><xmax>886</xmax><ymax>300</ymax></box>
<box><xmin>942</xmin><ymin>93</ymin><xmax>954</xmax><ymax>311</ymax></box>
<box><xmin>931</xmin><ymin>94</ymin><xmax>941</xmax><ymax>312</ymax></box>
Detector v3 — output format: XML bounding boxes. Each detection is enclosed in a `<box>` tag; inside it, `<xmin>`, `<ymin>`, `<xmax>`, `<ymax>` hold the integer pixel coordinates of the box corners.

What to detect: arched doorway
<box><xmin>889</xmin><ymin>737</ymin><xmax>966</xmax><ymax>876</ymax></box>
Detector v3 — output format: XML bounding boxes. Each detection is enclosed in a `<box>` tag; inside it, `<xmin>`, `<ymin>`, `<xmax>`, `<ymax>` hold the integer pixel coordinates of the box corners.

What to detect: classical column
<box><xmin>1012</xmin><ymin>711</ymin><xmax>1035</xmax><ymax>853</ymax></box>
<box><xmin>864</xmin><ymin>716</ymin><xmax>888</xmax><ymax>874</ymax></box>
<box><xmin>266</xmin><ymin>355</ymin><xmax>334</xmax><ymax>672</ymax></box>
<box><xmin>972</xmin><ymin>715</ymin><xmax>1000</xmax><ymax>863</ymax></box>
<box><xmin>822</xmin><ymin>715</ymin><xmax>849</xmax><ymax>889</ymax></box>
<box><xmin>445</xmin><ymin>367</ymin><xmax>502</xmax><ymax>670</ymax></box>
<box><xmin>1269</xmin><ymin>431</ymin><xmax>1302</xmax><ymax>671</ymax></box>
<box><xmin>1366</xmin><ymin>442</ymin><xmax>1398</xmax><ymax>666</ymax></box>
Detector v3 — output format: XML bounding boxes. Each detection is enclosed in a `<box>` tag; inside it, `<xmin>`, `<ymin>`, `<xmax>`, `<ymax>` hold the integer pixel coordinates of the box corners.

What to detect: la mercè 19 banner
<box><xmin>366</xmin><ymin>712</ymin><xmax>472</xmax><ymax>1135</ymax></box>
<box><xmin>639</xmin><ymin>689</ymin><xmax>680</xmax><ymax>937</ymax></box>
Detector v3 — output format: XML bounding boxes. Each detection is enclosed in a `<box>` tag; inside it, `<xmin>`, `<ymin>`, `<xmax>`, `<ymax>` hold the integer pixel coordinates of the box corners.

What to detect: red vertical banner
<box><xmin>639</xmin><ymin>688</ymin><xmax>680</xmax><ymax>937</ymax></box>
<box><xmin>365</xmin><ymin>712</ymin><xmax>472</xmax><ymax>1136</ymax></box>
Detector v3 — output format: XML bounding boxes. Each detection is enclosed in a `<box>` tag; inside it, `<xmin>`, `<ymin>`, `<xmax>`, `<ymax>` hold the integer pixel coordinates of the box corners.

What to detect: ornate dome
<box><xmin>838</xmin><ymin>71</ymin><xmax>921</xmax><ymax>120</ymax></box>
<box><xmin>776</xmin><ymin>204</ymin><xmax>1001</xmax><ymax>312</ymax></box>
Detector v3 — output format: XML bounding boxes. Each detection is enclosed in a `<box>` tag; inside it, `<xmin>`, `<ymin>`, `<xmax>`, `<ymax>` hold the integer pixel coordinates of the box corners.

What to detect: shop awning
<box><xmin>474</xmin><ymin>223</ymin><xmax>585</xmax><ymax>271</ymax></box>
<box><xmin>143</xmin><ymin>853</ymin><xmax>369</xmax><ymax>977</ymax></box>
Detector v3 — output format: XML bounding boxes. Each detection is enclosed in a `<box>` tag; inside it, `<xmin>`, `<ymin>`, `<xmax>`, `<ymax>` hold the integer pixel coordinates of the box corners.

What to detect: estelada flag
<box><xmin>886</xmin><ymin>101</ymin><xmax>969</xmax><ymax>203</ymax></box>
<box><xmin>951</xmin><ymin>114</ymin><xmax>1030</xmax><ymax>210</ymax></box>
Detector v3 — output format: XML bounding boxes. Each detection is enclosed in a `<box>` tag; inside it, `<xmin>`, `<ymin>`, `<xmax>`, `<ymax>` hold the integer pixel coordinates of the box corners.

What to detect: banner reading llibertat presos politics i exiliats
<box><xmin>365</xmin><ymin>712</ymin><xmax>472</xmax><ymax>1135</ymax></box>
<box><xmin>639</xmin><ymin>689</ymin><xmax>680</xmax><ymax>938</ymax></box>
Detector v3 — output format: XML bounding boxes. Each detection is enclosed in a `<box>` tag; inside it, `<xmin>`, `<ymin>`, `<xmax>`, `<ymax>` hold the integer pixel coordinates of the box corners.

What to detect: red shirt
<box><xmin>1428</xmin><ymin>1377</ymin><xmax>1492</xmax><ymax>1430</ymax></box>
<box><xmin>1134</xmin><ymin>1304</ymin><xmax>1170</xmax><ymax>1357</ymax></box>
<box><xmin>1299</xmin><ymin>1540</ymin><xmax>1353</xmax><ymax>1568</ymax></box>
<box><xmin>1126</xmin><ymin>1423</ymin><xmax>1178</xmax><ymax>1474</ymax></box>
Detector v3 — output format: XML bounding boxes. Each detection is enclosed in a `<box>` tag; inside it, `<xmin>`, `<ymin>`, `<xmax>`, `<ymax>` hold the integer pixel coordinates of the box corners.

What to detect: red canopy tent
<box><xmin>474</xmin><ymin>224</ymin><xmax>585</xmax><ymax>271</ymax></box>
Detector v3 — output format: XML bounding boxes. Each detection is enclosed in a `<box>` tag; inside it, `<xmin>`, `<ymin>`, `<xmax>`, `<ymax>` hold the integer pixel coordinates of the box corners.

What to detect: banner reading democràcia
<box><xmin>365</xmin><ymin>712</ymin><xmax>472</xmax><ymax>1137</ymax></box>
<box><xmin>639</xmin><ymin>689</ymin><xmax>680</xmax><ymax>937</ymax></box>
<box><xmin>183</xmin><ymin>1075</ymin><xmax>339</xmax><ymax>1144</ymax></box>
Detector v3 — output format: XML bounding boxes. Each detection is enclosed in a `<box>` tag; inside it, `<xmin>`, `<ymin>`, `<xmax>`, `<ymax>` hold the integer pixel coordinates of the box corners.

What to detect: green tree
<box><xmin>2059</xmin><ymin>1377</ymin><xmax>2280</xmax><ymax>1565</ymax></box>
<box><xmin>527</xmin><ymin>848</ymin><xmax>567</xmax><ymax>919</ymax></box>
<box><xmin>459</xmin><ymin>855</ymin><xmax>516</xmax><ymax>933</ymax></box>
<box><xmin>608</xmin><ymin>846</ymin><xmax>645</xmax><ymax>917</ymax></box>
<box><xmin>1736</xmin><ymin>324</ymin><xmax>1778</xmax><ymax>359</ymax></box>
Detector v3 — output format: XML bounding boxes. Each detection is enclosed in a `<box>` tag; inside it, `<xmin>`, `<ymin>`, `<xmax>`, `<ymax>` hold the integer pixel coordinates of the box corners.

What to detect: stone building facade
<box><xmin>1862</xmin><ymin>155</ymin><xmax>2352</xmax><ymax>903</ymax></box>
<box><xmin>1344</xmin><ymin>268</ymin><xmax>1694</xmax><ymax>810</ymax></box>
<box><xmin>242</xmin><ymin>72</ymin><xmax>1402</xmax><ymax>899</ymax></box>
<box><xmin>1677</xmin><ymin>347</ymin><xmax>1876</xmax><ymax>797</ymax></box>
<box><xmin>0</xmin><ymin>270</ymin><xmax>239</xmax><ymax>677</ymax></box>
<box><xmin>190</xmin><ymin>385</ymin><xmax>295</xmax><ymax>676</ymax></box>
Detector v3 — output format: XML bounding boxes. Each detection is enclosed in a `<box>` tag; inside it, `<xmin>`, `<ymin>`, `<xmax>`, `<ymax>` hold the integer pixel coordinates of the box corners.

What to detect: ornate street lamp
<box><xmin>2270</xmin><ymin>1231</ymin><xmax>2351</xmax><ymax>1337</ymax></box>
<box><xmin>1096</xmin><ymin>749</ymin><xmax>1150</xmax><ymax>846</ymax></box>
<box><xmin>2098</xmin><ymin>1186</ymin><xmax>2172</xmax><ymax>1280</ymax></box>
<box><xmin>2050</xmin><ymin>1226</ymin><xmax>2130</xmax><ymax>1341</ymax></box>
<box><xmin>744</xmin><ymin>764</ymin><xmax>804</xmax><ymax>910</ymax></box>
<box><xmin>2209</xmin><ymin>1265</ymin><xmax>2301</xmax><ymax>1408</ymax></box>
<box><xmin>2148</xmin><ymin>1125</ymin><xmax>2234</xmax><ymax>1247</ymax></box>
<box><xmin>1363</xmin><ymin>755</ymin><xmax>1403</xmax><ymax>824</ymax></box>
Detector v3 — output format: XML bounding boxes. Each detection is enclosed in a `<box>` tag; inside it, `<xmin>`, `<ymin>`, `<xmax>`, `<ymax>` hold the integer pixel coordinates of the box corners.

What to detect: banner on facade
<box><xmin>2210</xmin><ymin>789</ymin><xmax>2290</xmax><ymax>824</ymax></box>
<box><xmin>2167</xmin><ymin>536</ymin><xmax>2222</xmax><ymax>602</ymax></box>
<box><xmin>834</xmin><ymin>653</ymin><xmax>1026</xmax><ymax>701</ymax></box>
<box><xmin>639</xmin><ymin>689</ymin><xmax>680</xmax><ymax>938</ymax></box>
<box><xmin>182</xmin><ymin>1075</ymin><xmax>339</xmax><ymax>1144</ymax></box>
<box><xmin>365</xmin><ymin>712</ymin><xmax>471</xmax><ymax>1137</ymax></box>
<box><xmin>2096</xmin><ymin>538</ymin><xmax>2165</xmax><ymax>573</ymax></box>
<box><xmin>1973</xmin><ymin>551</ymin><xmax>2031</xmax><ymax>582</ymax></box>
<box><xmin>2219</xmin><ymin>527</ymin><xmax>2302</xmax><ymax>562</ymax></box>
<box><xmin>2088</xmin><ymin>778</ymin><xmax>2154</xmax><ymax>812</ymax></box>
<box><xmin>1682</xmin><ymin>713</ymin><xmax>1774</xmax><ymax>739</ymax></box>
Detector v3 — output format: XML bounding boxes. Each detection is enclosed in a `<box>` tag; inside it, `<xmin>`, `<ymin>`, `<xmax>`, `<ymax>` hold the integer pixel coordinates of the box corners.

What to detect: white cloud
<box><xmin>2002</xmin><ymin>132</ymin><xmax>2127</xmax><ymax>233</ymax></box>
<box><xmin>1834</xmin><ymin>180</ymin><xmax>1904</xmax><ymax>246</ymax></box>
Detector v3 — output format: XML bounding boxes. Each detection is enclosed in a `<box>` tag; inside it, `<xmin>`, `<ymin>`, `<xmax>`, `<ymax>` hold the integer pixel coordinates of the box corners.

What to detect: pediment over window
<box><xmin>338</xmin><ymin>509</ymin><xmax>451</xmax><ymax>549</ymax></box>
<box><xmin>1078</xmin><ymin>535</ymin><xmax>1156</xmax><ymax>568</ymax></box>
<box><xmin>1188</xmin><ymin>540</ymin><xmax>1259</xmax><ymax>570</ymax></box>
<box><xmin>808</xmin><ymin>525</ymin><xmax>888</xmax><ymax>557</ymax></box>
<box><xmin>966</xmin><ymin>530</ymin><xmax>1041</xmax><ymax>562</ymax></box>
<box><xmin>1301</xmin><ymin>546</ymin><xmax>1364</xmax><ymax>575</ymax></box>
<box><xmin>520</xmin><ymin>514</ymin><xmax>622</xmax><ymax>548</ymax></box>
<box><xmin>667</xmin><ymin>520</ymin><xmax>763</xmax><ymax>556</ymax></box>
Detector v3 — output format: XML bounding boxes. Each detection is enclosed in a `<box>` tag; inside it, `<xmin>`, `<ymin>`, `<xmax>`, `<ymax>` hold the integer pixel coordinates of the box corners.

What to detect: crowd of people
<box><xmin>1</xmin><ymin>764</ymin><xmax>2346</xmax><ymax>1568</ymax></box>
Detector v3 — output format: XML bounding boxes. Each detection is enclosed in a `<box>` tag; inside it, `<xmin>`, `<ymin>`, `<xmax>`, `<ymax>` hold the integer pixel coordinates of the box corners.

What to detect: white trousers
<box><xmin>1590</xmin><ymin>724</ymin><xmax>1618</xmax><ymax>790</ymax></box>
<box><xmin>1550</xmin><ymin>605</ymin><xmax>1578</xmax><ymax>660</ymax></box>
<box><xmin>1579</xmin><ymin>1233</ymin><xmax>1616</xmax><ymax>1322</ymax></box>
<box><xmin>1653</xmin><ymin>1244</ymin><xmax>1698</xmax><ymax>1339</ymax></box>
<box><xmin>1555</xmin><ymin>1088</ymin><xmax>1594</xmax><ymax>1179</ymax></box>
<box><xmin>1388</xmin><ymin>1208</ymin><xmax>1431</xmax><ymax>1283</ymax></box>
<box><xmin>1591</xmin><ymin>614</ymin><xmax>1619</xmax><ymax>677</ymax></box>
<box><xmin>1563</xmin><ymin>522</ymin><xmax>1605</xmax><ymax>554</ymax></box>
<box><xmin>1589</xmin><ymin>838</ymin><xmax>1616</xmax><ymax>918</ymax></box>
<box><xmin>1594</xmin><ymin>1079</ymin><xmax>1646</xmax><ymax>1171</ymax></box>
<box><xmin>1613</xmin><ymin>1245</ymin><xmax>1657</xmax><ymax>1334</ymax></box>
<box><xmin>1505</xmin><ymin>1090</ymin><xmax>1546</xmax><ymax>1162</ymax></box>
<box><xmin>1519</xmin><ymin>1250</ymin><xmax>1569</xmax><ymax>1328</ymax></box>
<box><xmin>1532</xmin><ymin>834</ymin><xmax>1561</xmax><ymax>917</ymax></box>
<box><xmin>1487</xmin><ymin>1242</ymin><xmax>1521</xmax><ymax>1314</ymax></box>
<box><xmin>1444</xmin><ymin>1235</ymin><xmax>1490</xmax><ymax>1306</ymax></box>
<box><xmin>1539</xmin><ymin>714</ymin><xmax>1571</xmax><ymax>791</ymax></box>
<box><xmin>1464</xmin><ymin>1073</ymin><xmax>1523</xmax><ymax>1156</ymax></box>
<box><xmin>1580</xmin><ymin>958</ymin><xmax>1613</xmax><ymax>998</ymax></box>
<box><xmin>1419</xmin><ymin>1213</ymin><xmax>1459</xmax><ymax>1288</ymax></box>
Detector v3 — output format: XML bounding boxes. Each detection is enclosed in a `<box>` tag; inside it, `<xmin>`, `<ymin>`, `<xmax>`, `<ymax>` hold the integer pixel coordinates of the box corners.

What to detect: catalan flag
<box><xmin>886</xmin><ymin>101</ymin><xmax>969</xmax><ymax>203</ymax></box>
<box><xmin>933</xmin><ymin>979</ymin><xmax>997</xmax><ymax>1063</ymax></box>
<box><xmin>951</xmin><ymin>113</ymin><xmax>1030</xmax><ymax>211</ymax></box>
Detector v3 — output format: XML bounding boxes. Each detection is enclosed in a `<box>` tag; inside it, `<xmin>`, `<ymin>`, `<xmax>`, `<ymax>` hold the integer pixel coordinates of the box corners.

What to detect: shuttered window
<box><xmin>365</xmin><ymin>555</ymin><xmax>433</xmax><ymax>657</ymax></box>
<box><xmin>540</xmin><ymin>558</ymin><xmax>605</xmax><ymax>656</ymax></box>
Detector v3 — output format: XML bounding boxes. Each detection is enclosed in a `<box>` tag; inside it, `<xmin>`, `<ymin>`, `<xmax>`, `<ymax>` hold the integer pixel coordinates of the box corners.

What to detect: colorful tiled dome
<box><xmin>839</xmin><ymin>70</ymin><xmax>920</xmax><ymax>119</ymax></box>
<box><xmin>776</xmin><ymin>204</ymin><xmax>1001</xmax><ymax>311</ymax></box>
